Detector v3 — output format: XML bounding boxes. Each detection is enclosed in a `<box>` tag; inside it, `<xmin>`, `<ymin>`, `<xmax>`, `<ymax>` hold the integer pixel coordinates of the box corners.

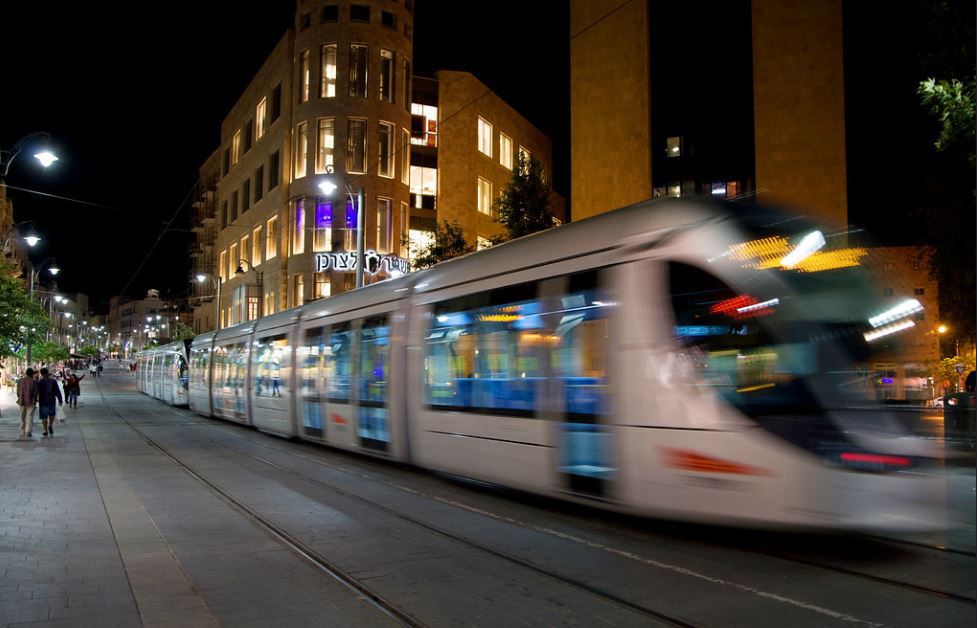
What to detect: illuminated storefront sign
<box><xmin>313</xmin><ymin>250</ymin><xmax>409</xmax><ymax>275</ymax></box>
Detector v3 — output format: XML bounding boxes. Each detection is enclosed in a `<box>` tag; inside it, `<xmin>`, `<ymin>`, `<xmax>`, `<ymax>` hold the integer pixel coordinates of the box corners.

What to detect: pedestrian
<box><xmin>97</xmin><ymin>363</ymin><xmax>103</xmax><ymax>378</ymax></box>
<box><xmin>16</xmin><ymin>368</ymin><xmax>39</xmax><ymax>438</ymax></box>
<box><xmin>36</xmin><ymin>368</ymin><xmax>63</xmax><ymax>437</ymax></box>
<box><xmin>65</xmin><ymin>372</ymin><xmax>84</xmax><ymax>409</ymax></box>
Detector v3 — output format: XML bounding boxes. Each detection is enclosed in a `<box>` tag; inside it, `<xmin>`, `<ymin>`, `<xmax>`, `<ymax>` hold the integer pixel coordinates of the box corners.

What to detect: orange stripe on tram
<box><xmin>663</xmin><ymin>448</ymin><xmax>774</xmax><ymax>476</ymax></box>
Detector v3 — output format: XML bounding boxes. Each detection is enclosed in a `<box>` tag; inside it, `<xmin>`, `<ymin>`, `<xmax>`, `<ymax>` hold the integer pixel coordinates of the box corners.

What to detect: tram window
<box><xmin>358</xmin><ymin>316</ymin><xmax>390</xmax><ymax>447</ymax></box>
<box><xmin>300</xmin><ymin>327</ymin><xmax>326</xmax><ymax>435</ymax></box>
<box><xmin>253</xmin><ymin>333</ymin><xmax>290</xmax><ymax>398</ymax></box>
<box><xmin>552</xmin><ymin>271</ymin><xmax>611</xmax><ymax>420</ymax></box>
<box><xmin>326</xmin><ymin>322</ymin><xmax>354</xmax><ymax>403</ymax></box>
<box><xmin>190</xmin><ymin>347</ymin><xmax>210</xmax><ymax>385</ymax></box>
<box><xmin>425</xmin><ymin>281</ymin><xmax>544</xmax><ymax>416</ymax></box>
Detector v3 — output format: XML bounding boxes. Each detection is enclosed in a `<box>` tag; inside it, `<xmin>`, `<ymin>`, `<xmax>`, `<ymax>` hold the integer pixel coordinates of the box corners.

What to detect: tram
<box><xmin>146</xmin><ymin>198</ymin><xmax>946</xmax><ymax>530</ymax></box>
<box><xmin>136</xmin><ymin>340</ymin><xmax>191</xmax><ymax>406</ymax></box>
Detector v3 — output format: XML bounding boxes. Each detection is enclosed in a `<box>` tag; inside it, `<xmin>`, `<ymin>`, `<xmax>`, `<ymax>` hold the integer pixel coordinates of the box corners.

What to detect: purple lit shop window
<box><xmin>345</xmin><ymin>198</ymin><xmax>358</xmax><ymax>228</ymax></box>
<box><xmin>316</xmin><ymin>201</ymin><xmax>333</xmax><ymax>227</ymax></box>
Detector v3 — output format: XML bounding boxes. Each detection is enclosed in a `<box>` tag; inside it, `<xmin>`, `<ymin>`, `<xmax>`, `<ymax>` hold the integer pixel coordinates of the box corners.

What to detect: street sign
<box><xmin>954</xmin><ymin>364</ymin><xmax>966</xmax><ymax>375</ymax></box>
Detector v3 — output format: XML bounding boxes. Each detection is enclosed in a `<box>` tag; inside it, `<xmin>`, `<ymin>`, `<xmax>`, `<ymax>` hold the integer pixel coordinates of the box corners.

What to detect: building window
<box><xmin>243</xmin><ymin>119</ymin><xmax>253</xmax><ymax>153</ymax></box>
<box><xmin>401</xmin><ymin>128</ymin><xmax>410</xmax><ymax>184</ymax></box>
<box><xmin>221</xmin><ymin>200</ymin><xmax>228</xmax><ymax>228</ymax></box>
<box><xmin>322</xmin><ymin>5</ymin><xmax>338</xmax><ymax>22</ymax></box>
<box><xmin>380</xmin><ymin>49</ymin><xmax>394</xmax><ymax>102</ymax></box>
<box><xmin>883</xmin><ymin>262</ymin><xmax>894</xmax><ymax>271</ymax></box>
<box><xmin>477</xmin><ymin>177</ymin><xmax>492</xmax><ymax>216</ymax></box>
<box><xmin>293</xmin><ymin>199</ymin><xmax>306</xmax><ymax>255</ymax></box>
<box><xmin>314</xmin><ymin>200</ymin><xmax>333</xmax><ymax>252</ymax></box>
<box><xmin>666</xmin><ymin>136</ymin><xmax>682</xmax><ymax>157</ymax></box>
<box><xmin>320</xmin><ymin>44</ymin><xmax>337</xmax><ymax>98</ymax></box>
<box><xmin>299</xmin><ymin>12</ymin><xmax>311</xmax><ymax>30</ymax></box>
<box><xmin>410</xmin><ymin>165</ymin><xmax>437</xmax><ymax>202</ymax></box>
<box><xmin>231</xmin><ymin>130</ymin><xmax>241</xmax><ymax>165</ymax></box>
<box><xmin>403</xmin><ymin>59</ymin><xmax>411</xmax><ymax>111</ymax></box>
<box><xmin>381</xmin><ymin>10</ymin><xmax>395</xmax><ymax>28</ymax></box>
<box><xmin>299</xmin><ymin>49</ymin><xmax>311</xmax><ymax>103</ymax></box>
<box><xmin>315</xmin><ymin>118</ymin><xmax>334</xmax><ymax>174</ymax></box>
<box><xmin>255</xmin><ymin>165</ymin><xmax>264</xmax><ymax>202</ymax></box>
<box><xmin>315</xmin><ymin>273</ymin><xmax>331</xmax><ymax>298</ymax></box>
<box><xmin>726</xmin><ymin>180</ymin><xmax>740</xmax><ymax>199</ymax></box>
<box><xmin>477</xmin><ymin>118</ymin><xmax>492</xmax><ymax>157</ymax></box>
<box><xmin>229</xmin><ymin>243</ymin><xmax>238</xmax><ymax>278</ymax></box>
<box><xmin>269</xmin><ymin>151</ymin><xmax>280</xmax><ymax>190</ymax></box>
<box><xmin>518</xmin><ymin>146</ymin><xmax>531</xmax><ymax>173</ymax></box>
<box><xmin>914</xmin><ymin>287</ymin><xmax>925</xmax><ymax>295</ymax></box>
<box><xmin>242</xmin><ymin>179</ymin><xmax>251</xmax><ymax>211</ymax></box>
<box><xmin>350</xmin><ymin>4</ymin><xmax>370</xmax><ymax>21</ymax></box>
<box><xmin>499</xmin><ymin>134</ymin><xmax>513</xmax><ymax>170</ymax></box>
<box><xmin>399</xmin><ymin>202</ymin><xmax>408</xmax><ymax>257</ymax></box>
<box><xmin>295</xmin><ymin>121</ymin><xmax>309</xmax><ymax>179</ymax></box>
<box><xmin>222</xmin><ymin>147</ymin><xmax>230</xmax><ymax>177</ymax></box>
<box><xmin>252</xmin><ymin>226</ymin><xmax>262</xmax><ymax>265</ymax></box>
<box><xmin>349</xmin><ymin>44</ymin><xmax>368</xmax><ymax>98</ymax></box>
<box><xmin>231</xmin><ymin>190</ymin><xmax>239</xmax><ymax>221</ymax></box>
<box><xmin>377</xmin><ymin>197</ymin><xmax>392</xmax><ymax>253</ymax></box>
<box><xmin>410</xmin><ymin>103</ymin><xmax>438</xmax><ymax>146</ymax></box>
<box><xmin>711</xmin><ymin>181</ymin><xmax>726</xmax><ymax>196</ymax></box>
<box><xmin>256</xmin><ymin>98</ymin><xmax>267</xmax><ymax>139</ymax></box>
<box><xmin>219</xmin><ymin>250</ymin><xmax>227</xmax><ymax>283</ymax></box>
<box><xmin>378</xmin><ymin>122</ymin><xmax>394</xmax><ymax>178</ymax></box>
<box><xmin>271</xmin><ymin>84</ymin><xmax>282</xmax><ymax>122</ymax></box>
<box><xmin>266</xmin><ymin>216</ymin><xmax>278</xmax><ymax>260</ymax></box>
<box><xmin>347</xmin><ymin>119</ymin><xmax>366</xmax><ymax>174</ymax></box>
<box><xmin>293</xmin><ymin>274</ymin><xmax>305</xmax><ymax>307</ymax></box>
<box><xmin>914</xmin><ymin>311</ymin><xmax>925</xmax><ymax>321</ymax></box>
<box><xmin>241</xmin><ymin>235</ymin><xmax>249</xmax><ymax>267</ymax></box>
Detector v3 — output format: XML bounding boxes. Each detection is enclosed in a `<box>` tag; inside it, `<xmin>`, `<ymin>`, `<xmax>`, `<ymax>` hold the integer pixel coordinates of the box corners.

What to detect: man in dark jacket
<box><xmin>37</xmin><ymin>368</ymin><xmax>63</xmax><ymax>437</ymax></box>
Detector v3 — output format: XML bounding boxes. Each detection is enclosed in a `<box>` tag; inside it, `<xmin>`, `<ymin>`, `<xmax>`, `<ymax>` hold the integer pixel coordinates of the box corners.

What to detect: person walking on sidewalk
<box><xmin>36</xmin><ymin>368</ymin><xmax>63</xmax><ymax>437</ymax></box>
<box><xmin>64</xmin><ymin>372</ymin><xmax>84</xmax><ymax>409</ymax></box>
<box><xmin>16</xmin><ymin>368</ymin><xmax>39</xmax><ymax>437</ymax></box>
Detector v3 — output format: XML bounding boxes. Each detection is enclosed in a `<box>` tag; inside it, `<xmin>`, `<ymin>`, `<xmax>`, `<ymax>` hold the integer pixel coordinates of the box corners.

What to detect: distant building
<box><xmin>189</xmin><ymin>0</ymin><xmax>558</xmax><ymax>332</ymax></box>
<box><xmin>109</xmin><ymin>291</ymin><xmax>187</xmax><ymax>356</ymax></box>
<box><xmin>0</xmin><ymin>186</ymin><xmax>30</xmax><ymax>280</ymax></box>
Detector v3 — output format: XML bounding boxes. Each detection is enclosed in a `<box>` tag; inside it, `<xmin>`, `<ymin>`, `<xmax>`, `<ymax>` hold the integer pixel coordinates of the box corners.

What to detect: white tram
<box><xmin>136</xmin><ymin>340</ymin><xmax>191</xmax><ymax>406</ymax></box>
<box><xmin>160</xmin><ymin>199</ymin><xmax>945</xmax><ymax>530</ymax></box>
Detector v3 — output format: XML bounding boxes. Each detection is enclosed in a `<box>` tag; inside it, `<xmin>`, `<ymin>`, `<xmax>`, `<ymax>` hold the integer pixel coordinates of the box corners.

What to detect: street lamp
<box><xmin>1</xmin><ymin>132</ymin><xmax>59</xmax><ymax>179</ymax></box>
<box><xmin>25</xmin><ymin>257</ymin><xmax>59</xmax><ymax>366</ymax></box>
<box><xmin>0</xmin><ymin>220</ymin><xmax>42</xmax><ymax>253</ymax></box>
<box><xmin>319</xmin><ymin>164</ymin><xmax>365</xmax><ymax>288</ymax></box>
<box><xmin>196</xmin><ymin>272</ymin><xmax>223</xmax><ymax>330</ymax></box>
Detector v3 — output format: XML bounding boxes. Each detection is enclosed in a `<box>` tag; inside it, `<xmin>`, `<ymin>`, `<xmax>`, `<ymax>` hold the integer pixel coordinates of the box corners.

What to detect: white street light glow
<box><xmin>736</xmin><ymin>297</ymin><xmax>780</xmax><ymax>313</ymax></box>
<box><xmin>318</xmin><ymin>180</ymin><xmax>338</xmax><ymax>195</ymax></box>
<box><xmin>196</xmin><ymin>274</ymin><xmax>207</xmax><ymax>283</ymax></box>
<box><xmin>34</xmin><ymin>151</ymin><xmax>59</xmax><ymax>167</ymax></box>
<box><xmin>48</xmin><ymin>265</ymin><xmax>60</xmax><ymax>275</ymax></box>
<box><xmin>868</xmin><ymin>299</ymin><xmax>923</xmax><ymax>328</ymax></box>
<box><xmin>781</xmin><ymin>231</ymin><xmax>826</xmax><ymax>268</ymax></box>
<box><xmin>24</xmin><ymin>235</ymin><xmax>40</xmax><ymax>247</ymax></box>
<box><xmin>864</xmin><ymin>319</ymin><xmax>915</xmax><ymax>342</ymax></box>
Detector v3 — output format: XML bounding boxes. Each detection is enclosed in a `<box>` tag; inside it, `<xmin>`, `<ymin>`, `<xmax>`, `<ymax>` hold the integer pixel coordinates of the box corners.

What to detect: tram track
<box><xmin>103</xmin><ymin>386</ymin><xmax>976</xmax><ymax>617</ymax></box>
<box><xmin>96</xmin><ymin>383</ymin><xmax>696</xmax><ymax>627</ymax></box>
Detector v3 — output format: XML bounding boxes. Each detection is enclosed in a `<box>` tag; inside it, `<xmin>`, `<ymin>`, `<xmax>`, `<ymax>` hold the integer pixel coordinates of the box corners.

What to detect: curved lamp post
<box><xmin>1</xmin><ymin>220</ymin><xmax>42</xmax><ymax>253</ymax></box>
<box><xmin>196</xmin><ymin>272</ymin><xmax>223</xmax><ymax>331</ymax></box>
<box><xmin>319</xmin><ymin>165</ymin><xmax>365</xmax><ymax>288</ymax></box>
<box><xmin>1</xmin><ymin>132</ymin><xmax>59</xmax><ymax>179</ymax></box>
<box><xmin>25</xmin><ymin>257</ymin><xmax>60</xmax><ymax>366</ymax></box>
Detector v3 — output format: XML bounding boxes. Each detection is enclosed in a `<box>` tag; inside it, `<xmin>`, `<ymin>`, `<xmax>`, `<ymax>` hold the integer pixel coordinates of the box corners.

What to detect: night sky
<box><xmin>1</xmin><ymin>1</ymin><xmax>958</xmax><ymax>313</ymax></box>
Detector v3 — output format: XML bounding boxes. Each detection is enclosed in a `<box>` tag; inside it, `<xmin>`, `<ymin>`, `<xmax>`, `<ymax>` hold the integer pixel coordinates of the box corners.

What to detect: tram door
<box><xmin>548</xmin><ymin>270</ymin><xmax>615</xmax><ymax>497</ymax></box>
<box><xmin>299</xmin><ymin>326</ymin><xmax>327</xmax><ymax>440</ymax></box>
<box><xmin>356</xmin><ymin>315</ymin><xmax>390</xmax><ymax>451</ymax></box>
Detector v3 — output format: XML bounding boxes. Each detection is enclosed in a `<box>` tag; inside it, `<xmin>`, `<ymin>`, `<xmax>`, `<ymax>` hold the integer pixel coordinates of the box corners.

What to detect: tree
<box><xmin>929</xmin><ymin>348</ymin><xmax>976</xmax><ymax>394</ymax></box>
<box><xmin>409</xmin><ymin>220</ymin><xmax>475</xmax><ymax>269</ymax></box>
<box><xmin>78</xmin><ymin>345</ymin><xmax>100</xmax><ymax>358</ymax></box>
<box><xmin>29</xmin><ymin>340</ymin><xmax>69</xmax><ymax>365</ymax></box>
<box><xmin>0</xmin><ymin>261</ymin><xmax>50</xmax><ymax>358</ymax></box>
<box><xmin>171</xmin><ymin>322</ymin><xmax>195</xmax><ymax>340</ymax></box>
<box><xmin>493</xmin><ymin>152</ymin><xmax>554</xmax><ymax>240</ymax></box>
<box><xmin>918</xmin><ymin>78</ymin><xmax>976</xmax><ymax>168</ymax></box>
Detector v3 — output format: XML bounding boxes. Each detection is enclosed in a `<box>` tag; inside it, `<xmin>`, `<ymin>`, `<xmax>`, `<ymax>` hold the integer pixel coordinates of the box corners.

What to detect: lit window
<box><xmin>477</xmin><ymin>118</ymin><xmax>493</xmax><ymax>157</ymax></box>
<box><xmin>380</xmin><ymin>49</ymin><xmax>394</xmax><ymax>102</ymax></box>
<box><xmin>266</xmin><ymin>216</ymin><xmax>278</xmax><ymax>260</ymax></box>
<box><xmin>313</xmin><ymin>200</ymin><xmax>333</xmax><ymax>252</ymax></box>
<box><xmin>299</xmin><ymin>49</ymin><xmax>311</xmax><ymax>103</ymax></box>
<box><xmin>399</xmin><ymin>202</ymin><xmax>409</xmax><ymax>257</ymax></box>
<box><xmin>726</xmin><ymin>180</ymin><xmax>740</xmax><ymax>198</ymax></box>
<box><xmin>349</xmin><ymin>44</ymin><xmax>368</xmax><ymax>98</ymax></box>
<box><xmin>252</xmin><ymin>227</ymin><xmax>262</xmax><ymax>265</ymax></box>
<box><xmin>477</xmin><ymin>177</ymin><xmax>492</xmax><ymax>215</ymax></box>
<box><xmin>407</xmin><ymin>229</ymin><xmax>434</xmax><ymax>266</ymax></box>
<box><xmin>229</xmin><ymin>243</ymin><xmax>238</xmax><ymax>278</ymax></box>
<box><xmin>883</xmin><ymin>263</ymin><xmax>894</xmax><ymax>271</ymax></box>
<box><xmin>410</xmin><ymin>103</ymin><xmax>438</xmax><ymax>147</ymax></box>
<box><xmin>256</xmin><ymin>98</ymin><xmax>267</xmax><ymax>139</ymax></box>
<box><xmin>667</xmin><ymin>182</ymin><xmax>681</xmax><ymax>198</ymax></box>
<box><xmin>711</xmin><ymin>182</ymin><xmax>726</xmax><ymax>196</ymax></box>
<box><xmin>320</xmin><ymin>44</ymin><xmax>337</xmax><ymax>98</ymax></box>
<box><xmin>378</xmin><ymin>122</ymin><xmax>394</xmax><ymax>178</ymax></box>
<box><xmin>401</xmin><ymin>128</ymin><xmax>410</xmax><ymax>184</ymax></box>
<box><xmin>315</xmin><ymin>118</ymin><xmax>334</xmax><ymax>174</ymax></box>
<box><xmin>518</xmin><ymin>146</ymin><xmax>531</xmax><ymax>174</ymax></box>
<box><xmin>410</xmin><ymin>165</ymin><xmax>437</xmax><ymax>196</ymax></box>
<box><xmin>294</xmin><ymin>199</ymin><xmax>306</xmax><ymax>255</ymax></box>
<box><xmin>499</xmin><ymin>134</ymin><xmax>513</xmax><ymax>169</ymax></box>
<box><xmin>315</xmin><ymin>273</ymin><xmax>331</xmax><ymax>298</ymax></box>
<box><xmin>219</xmin><ymin>250</ymin><xmax>227</xmax><ymax>281</ymax></box>
<box><xmin>377</xmin><ymin>197</ymin><xmax>392</xmax><ymax>253</ymax></box>
<box><xmin>477</xmin><ymin>236</ymin><xmax>492</xmax><ymax>250</ymax></box>
<box><xmin>347</xmin><ymin>119</ymin><xmax>366</xmax><ymax>173</ymax></box>
<box><xmin>294</xmin><ymin>274</ymin><xmax>305</xmax><ymax>307</ymax></box>
<box><xmin>295</xmin><ymin>122</ymin><xmax>308</xmax><ymax>179</ymax></box>
<box><xmin>231</xmin><ymin>130</ymin><xmax>241</xmax><ymax>165</ymax></box>
<box><xmin>241</xmin><ymin>236</ymin><xmax>249</xmax><ymax>265</ymax></box>
<box><xmin>666</xmin><ymin>136</ymin><xmax>682</xmax><ymax>157</ymax></box>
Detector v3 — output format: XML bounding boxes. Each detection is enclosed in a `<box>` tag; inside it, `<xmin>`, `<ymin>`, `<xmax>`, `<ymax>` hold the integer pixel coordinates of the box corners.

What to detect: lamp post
<box><xmin>319</xmin><ymin>165</ymin><xmax>365</xmax><ymax>288</ymax></box>
<box><xmin>0</xmin><ymin>220</ymin><xmax>42</xmax><ymax>254</ymax></box>
<box><xmin>195</xmin><ymin>273</ymin><xmax>223</xmax><ymax>331</ymax></box>
<box><xmin>0</xmin><ymin>132</ymin><xmax>59</xmax><ymax>180</ymax></box>
<box><xmin>234</xmin><ymin>259</ymin><xmax>263</xmax><ymax>322</ymax></box>
<box><xmin>25</xmin><ymin>258</ymin><xmax>60</xmax><ymax>366</ymax></box>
